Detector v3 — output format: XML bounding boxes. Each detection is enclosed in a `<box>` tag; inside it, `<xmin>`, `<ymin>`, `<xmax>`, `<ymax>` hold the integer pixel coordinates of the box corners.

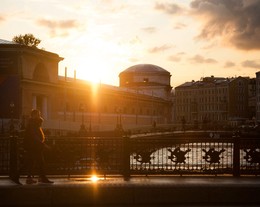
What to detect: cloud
<box><xmin>141</xmin><ymin>27</ymin><xmax>157</xmax><ymax>34</ymax></box>
<box><xmin>174</xmin><ymin>23</ymin><xmax>186</xmax><ymax>30</ymax></box>
<box><xmin>0</xmin><ymin>15</ymin><xmax>5</xmax><ymax>23</ymax></box>
<box><xmin>148</xmin><ymin>44</ymin><xmax>173</xmax><ymax>53</ymax></box>
<box><xmin>129</xmin><ymin>36</ymin><xmax>142</xmax><ymax>44</ymax></box>
<box><xmin>190</xmin><ymin>0</ymin><xmax>260</xmax><ymax>50</ymax></box>
<box><xmin>101</xmin><ymin>0</ymin><xmax>114</xmax><ymax>3</ymax></box>
<box><xmin>168</xmin><ymin>52</ymin><xmax>186</xmax><ymax>62</ymax></box>
<box><xmin>224</xmin><ymin>61</ymin><xmax>236</xmax><ymax>68</ymax></box>
<box><xmin>189</xmin><ymin>54</ymin><xmax>218</xmax><ymax>64</ymax></box>
<box><xmin>36</xmin><ymin>18</ymin><xmax>80</xmax><ymax>37</ymax></box>
<box><xmin>154</xmin><ymin>2</ymin><xmax>184</xmax><ymax>15</ymax></box>
<box><xmin>168</xmin><ymin>56</ymin><xmax>181</xmax><ymax>62</ymax></box>
<box><xmin>241</xmin><ymin>60</ymin><xmax>260</xmax><ymax>69</ymax></box>
<box><xmin>93</xmin><ymin>1</ymin><xmax>128</xmax><ymax>14</ymax></box>
<box><xmin>129</xmin><ymin>57</ymin><xmax>139</xmax><ymax>63</ymax></box>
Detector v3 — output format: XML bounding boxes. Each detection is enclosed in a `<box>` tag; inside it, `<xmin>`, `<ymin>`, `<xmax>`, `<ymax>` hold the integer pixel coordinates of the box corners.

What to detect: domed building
<box><xmin>0</xmin><ymin>39</ymin><xmax>174</xmax><ymax>134</ymax></box>
<box><xmin>119</xmin><ymin>64</ymin><xmax>172</xmax><ymax>100</ymax></box>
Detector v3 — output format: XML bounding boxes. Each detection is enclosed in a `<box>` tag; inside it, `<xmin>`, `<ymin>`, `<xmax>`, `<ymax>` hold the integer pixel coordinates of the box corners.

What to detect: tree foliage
<box><xmin>12</xmin><ymin>34</ymin><xmax>41</xmax><ymax>48</ymax></box>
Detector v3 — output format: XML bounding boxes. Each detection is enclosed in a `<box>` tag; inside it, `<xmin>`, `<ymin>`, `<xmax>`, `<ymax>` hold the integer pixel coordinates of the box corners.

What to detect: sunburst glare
<box><xmin>90</xmin><ymin>175</ymin><xmax>99</xmax><ymax>182</ymax></box>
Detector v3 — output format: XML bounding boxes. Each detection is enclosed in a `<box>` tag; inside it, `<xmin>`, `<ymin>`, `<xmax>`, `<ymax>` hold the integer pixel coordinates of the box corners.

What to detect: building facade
<box><xmin>0</xmin><ymin>39</ymin><xmax>173</xmax><ymax>135</ymax></box>
<box><xmin>0</xmin><ymin>39</ymin><xmax>62</xmax><ymax>134</ymax></box>
<box><xmin>229</xmin><ymin>77</ymin><xmax>250</xmax><ymax>120</ymax></box>
<box><xmin>174</xmin><ymin>76</ymin><xmax>255</xmax><ymax>129</ymax></box>
<box><xmin>256</xmin><ymin>71</ymin><xmax>260</xmax><ymax>123</ymax></box>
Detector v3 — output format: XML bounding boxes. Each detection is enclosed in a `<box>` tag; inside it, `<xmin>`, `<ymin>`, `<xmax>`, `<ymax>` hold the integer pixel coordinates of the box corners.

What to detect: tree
<box><xmin>12</xmin><ymin>34</ymin><xmax>41</xmax><ymax>48</ymax></box>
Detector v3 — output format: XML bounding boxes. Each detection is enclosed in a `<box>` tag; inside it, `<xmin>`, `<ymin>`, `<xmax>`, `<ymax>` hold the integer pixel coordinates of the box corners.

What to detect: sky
<box><xmin>1</xmin><ymin>0</ymin><xmax>260</xmax><ymax>88</ymax></box>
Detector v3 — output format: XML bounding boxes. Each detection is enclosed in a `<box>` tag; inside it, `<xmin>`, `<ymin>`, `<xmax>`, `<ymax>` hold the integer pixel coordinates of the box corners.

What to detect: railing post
<box><xmin>9</xmin><ymin>135</ymin><xmax>21</xmax><ymax>184</ymax></box>
<box><xmin>233</xmin><ymin>134</ymin><xmax>240</xmax><ymax>177</ymax></box>
<box><xmin>122</xmin><ymin>136</ymin><xmax>130</xmax><ymax>181</ymax></box>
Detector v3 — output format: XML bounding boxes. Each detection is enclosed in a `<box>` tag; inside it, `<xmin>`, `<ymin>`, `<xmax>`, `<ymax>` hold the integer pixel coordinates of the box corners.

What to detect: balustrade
<box><xmin>1</xmin><ymin>133</ymin><xmax>260</xmax><ymax>180</ymax></box>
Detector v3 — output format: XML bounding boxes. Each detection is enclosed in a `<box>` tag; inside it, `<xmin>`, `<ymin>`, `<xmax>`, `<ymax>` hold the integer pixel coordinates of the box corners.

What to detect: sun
<box><xmin>77</xmin><ymin>59</ymin><xmax>105</xmax><ymax>84</ymax></box>
<box><xmin>62</xmin><ymin>35</ymin><xmax>128</xmax><ymax>87</ymax></box>
<box><xmin>90</xmin><ymin>174</ymin><xmax>99</xmax><ymax>182</ymax></box>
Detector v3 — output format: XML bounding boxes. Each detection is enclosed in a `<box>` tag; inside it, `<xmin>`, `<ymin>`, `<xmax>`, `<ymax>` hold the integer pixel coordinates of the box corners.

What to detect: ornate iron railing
<box><xmin>1</xmin><ymin>133</ymin><xmax>260</xmax><ymax>179</ymax></box>
<box><xmin>129</xmin><ymin>137</ymin><xmax>234</xmax><ymax>175</ymax></box>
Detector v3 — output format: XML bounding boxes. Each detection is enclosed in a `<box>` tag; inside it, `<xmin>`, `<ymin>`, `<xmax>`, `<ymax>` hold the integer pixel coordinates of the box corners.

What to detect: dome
<box><xmin>120</xmin><ymin>64</ymin><xmax>170</xmax><ymax>75</ymax></box>
<box><xmin>119</xmin><ymin>64</ymin><xmax>171</xmax><ymax>89</ymax></box>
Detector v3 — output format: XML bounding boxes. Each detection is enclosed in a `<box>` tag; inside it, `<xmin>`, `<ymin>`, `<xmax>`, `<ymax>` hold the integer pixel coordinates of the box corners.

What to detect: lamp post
<box><xmin>89</xmin><ymin>113</ymin><xmax>92</xmax><ymax>133</ymax></box>
<box><xmin>119</xmin><ymin>109</ymin><xmax>122</xmax><ymax>129</ymax></box>
<box><xmin>9</xmin><ymin>101</ymin><xmax>21</xmax><ymax>184</ymax></box>
<box><xmin>1</xmin><ymin>119</ymin><xmax>4</xmax><ymax>135</ymax></box>
<box><xmin>116</xmin><ymin>107</ymin><xmax>123</xmax><ymax>132</ymax></box>
<box><xmin>79</xmin><ymin>103</ymin><xmax>86</xmax><ymax>135</ymax></box>
<box><xmin>9</xmin><ymin>102</ymin><xmax>15</xmax><ymax>136</ymax></box>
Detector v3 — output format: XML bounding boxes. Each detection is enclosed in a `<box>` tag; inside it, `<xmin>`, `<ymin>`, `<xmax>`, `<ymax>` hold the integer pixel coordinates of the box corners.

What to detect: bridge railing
<box><xmin>0</xmin><ymin>133</ymin><xmax>259</xmax><ymax>180</ymax></box>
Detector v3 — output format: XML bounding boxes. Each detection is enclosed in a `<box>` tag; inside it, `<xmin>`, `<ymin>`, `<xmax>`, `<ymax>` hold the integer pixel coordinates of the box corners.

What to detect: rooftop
<box><xmin>120</xmin><ymin>64</ymin><xmax>170</xmax><ymax>75</ymax></box>
<box><xmin>176</xmin><ymin>76</ymin><xmax>233</xmax><ymax>88</ymax></box>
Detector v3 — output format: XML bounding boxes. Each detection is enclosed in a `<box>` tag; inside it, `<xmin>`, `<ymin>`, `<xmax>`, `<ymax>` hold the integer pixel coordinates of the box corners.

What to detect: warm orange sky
<box><xmin>1</xmin><ymin>0</ymin><xmax>260</xmax><ymax>88</ymax></box>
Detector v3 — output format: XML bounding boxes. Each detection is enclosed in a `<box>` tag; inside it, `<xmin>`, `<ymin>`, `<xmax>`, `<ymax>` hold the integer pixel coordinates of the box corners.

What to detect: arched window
<box><xmin>33</xmin><ymin>63</ymin><xmax>49</xmax><ymax>82</ymax></box>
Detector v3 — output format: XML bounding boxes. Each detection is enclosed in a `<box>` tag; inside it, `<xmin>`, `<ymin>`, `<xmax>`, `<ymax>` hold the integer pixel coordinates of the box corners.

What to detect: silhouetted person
<box><xmin>24</xmin><ymin>109</ymin><xmax>53</xmax><ymax>184</ymax></box>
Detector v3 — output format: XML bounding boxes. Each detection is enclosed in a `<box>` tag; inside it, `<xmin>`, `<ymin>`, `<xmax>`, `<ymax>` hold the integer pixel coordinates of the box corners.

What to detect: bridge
<box><xmin>1</xmin><ymin>131</ymin><xmax>260</xmax><ymax>178</ymax></box>
<box><xmin>1</xmin><ymin>131</ymin><xmax>260</xmax><ymax>206</ymax></box>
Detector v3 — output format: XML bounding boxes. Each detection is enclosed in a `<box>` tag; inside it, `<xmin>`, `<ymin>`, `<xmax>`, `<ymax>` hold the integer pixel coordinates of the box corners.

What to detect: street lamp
<box><xmin>89</xmin><ymin>113</ymin><xmax>92</xmax><ymax>133</ymax></box>
<box><xmin>9</xmin><ymin>101</ymin><xmax>20</xmax><ymax>184</ymax></box>
<box><xmin>116</xmin><ymin>107</ymin><xmax>123</xmax><ymax>132</ymax></box>
<box><xmin>9</xmin><ymin>102</ymin><xmax>15</xmax><ymax>136</ymax></box>
<box><xmin>1</xmin><ymin>119</ymin><xmax>4</xmax><ymax>135</ymax></box>
<box><xmin>119</xmin><ymin>109</ymin><xmax>122</xmax><ymax>129</ymax></box>
<box><xmin>79</xmin><ymin>103</ymin><xmax>86</xmax><ymax>135</ymax></box>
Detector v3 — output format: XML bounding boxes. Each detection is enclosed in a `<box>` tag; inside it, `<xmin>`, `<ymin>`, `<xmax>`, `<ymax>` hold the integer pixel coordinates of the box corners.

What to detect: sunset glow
<box><xmin>77</xmin><ymin>59</ymin><xmax>105</xmax><ymax>84</ymax></box>
<box><xmin>1</xmin><ymin>0</ymin><xmax>260</xmax><ymax>88</ymax></box>
<box><xmin>90</xmin><ymin>175</ymin><xmax>99</xmax><ymax>183</ymax></box>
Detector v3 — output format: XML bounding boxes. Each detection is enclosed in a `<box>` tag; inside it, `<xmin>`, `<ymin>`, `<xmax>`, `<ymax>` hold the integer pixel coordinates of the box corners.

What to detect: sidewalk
<box><xmin>1</xmin><ymin>175</ymin><xmax>260</xmax><ymax>206</ymax></box>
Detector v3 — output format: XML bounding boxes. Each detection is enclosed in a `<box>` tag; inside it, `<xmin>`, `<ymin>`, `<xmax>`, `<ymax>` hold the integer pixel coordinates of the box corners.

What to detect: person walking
<box><xmin>24</xmin><ymin>109</ymin><xmax>53</xmax><ymax>184</ymax></box>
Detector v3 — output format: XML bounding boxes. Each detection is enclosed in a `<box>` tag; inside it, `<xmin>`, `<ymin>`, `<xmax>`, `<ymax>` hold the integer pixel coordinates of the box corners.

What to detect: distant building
<box><xmin>256</xmin><ymin>71</ymin><xmax>260</xmax><ymax>123</ymax></box>
<box><xmin>247</xmin><ymin>77</ymin><xmax>256</xmax><ymax>122</ymax></box>
<box><xmin>229</xmin><ymin>77</ymin><xmax>249</xmax><ymax>120</ymax></box>
<box><xmin>174</xmin><ymin>76</ymin><xmax>255</xmax><ymax>129</ymax></box>
<box><xmin>0</xmin><ymin>39</ymin><xmax>173</xmax><ymax>135</ymax></box>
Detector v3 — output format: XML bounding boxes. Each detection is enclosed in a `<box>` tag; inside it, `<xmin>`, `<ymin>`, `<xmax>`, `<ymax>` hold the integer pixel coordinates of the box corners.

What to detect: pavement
<box><xmin>1</xmin><ymin>175</ymin><xmax>260</xmax><ymax>206</ymax></box>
